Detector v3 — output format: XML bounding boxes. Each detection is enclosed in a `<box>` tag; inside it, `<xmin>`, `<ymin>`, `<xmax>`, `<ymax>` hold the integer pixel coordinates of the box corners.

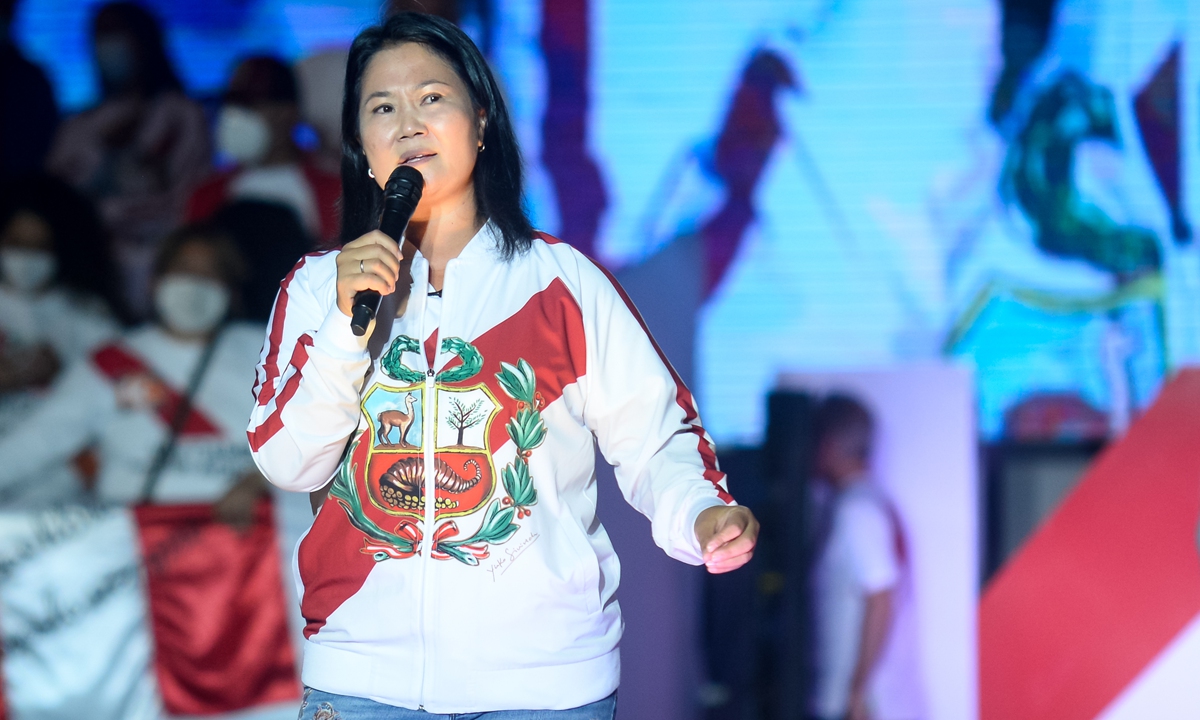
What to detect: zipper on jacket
<box><xmin>419</xmin><ymin>361</ymin><xmax>436</xmax><ymax>705</ymax></box>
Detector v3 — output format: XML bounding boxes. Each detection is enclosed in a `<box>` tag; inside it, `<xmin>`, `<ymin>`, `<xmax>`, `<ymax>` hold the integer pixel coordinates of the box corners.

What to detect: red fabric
<box><xmin>254</xmin><ymin>252</ymin><xmax>330</xmax><ymax>407</ymax></box>
<box><xmin>549</xmin><ymin>233</ymin><xmax>733</xmax><ymax>504</ymax></box>
<box><xmin>134</xmin><ymin>499</ymin><xmax>300</xmax><ymax>715</ymax></box>
<box><xmin>455</xmin><ymin>275</ymin><xmax>589</xmax><ymax>454</ymax></box>
<box><xmin>91</xmin><ymin>344</ymin><xmax>221</xmax><ymax>437</ymax></box>
<box><xmin>298</xmin><ymin>277</ymin><xmax>592</xmax><ymax>636</ymax></box>
<box><xmin>185</xmin><ymin>174</ymin><xmax>234</xmax><ymax>225</ymax></box>
<box><xmin>248</xmin><ymin>334</ymin><xmax>314</xmax><ymax>451</ymax></box>
<box><xmin>299</xmin><ymin>480</ymin><xmax>381</xmax><ymax>638</ymax></box>
<box><xmin>186</xmin><ymin>162</ymin><xmax>341</xmax><ymax>242</ymax></box>
<box><xmin>980</xmin><ymin>369</ymin><xmax>1200</xmax><ymax>720</ymax></box>
<box><xmin>424</xmin><ymin>331</ymin><xmax>438</xmax><ymax>368</ymax></box>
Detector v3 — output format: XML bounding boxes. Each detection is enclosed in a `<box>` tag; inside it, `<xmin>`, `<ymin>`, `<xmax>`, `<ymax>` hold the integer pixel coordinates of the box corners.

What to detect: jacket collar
<box><xmin>408</xmin><ymin>219</ymin><xmax>501</xmax><ymax>269</ymax></box>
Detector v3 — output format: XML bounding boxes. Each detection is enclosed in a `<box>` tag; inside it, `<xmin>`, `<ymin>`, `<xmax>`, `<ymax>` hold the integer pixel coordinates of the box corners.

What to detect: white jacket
<box><xmin>247</xmin><ymin>224</ymin><xmax>734</xmax><ymax>712</ymax></box>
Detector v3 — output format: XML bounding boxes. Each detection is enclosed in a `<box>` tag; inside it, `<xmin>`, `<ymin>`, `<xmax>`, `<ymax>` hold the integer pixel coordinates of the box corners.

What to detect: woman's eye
<box><xmin>423</xmin><ymin>94</ymin><xmax>442</xmax><ymax>104</ymax></box>
<box><xmin>373</xmin><ymin>104</ymin><xmax>393</xmax><ymax>114</ymax></box>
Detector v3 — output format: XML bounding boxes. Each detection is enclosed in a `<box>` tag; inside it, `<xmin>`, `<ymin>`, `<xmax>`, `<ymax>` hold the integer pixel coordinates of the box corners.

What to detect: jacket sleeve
<box><xmin>576</xmin><ymin>257</ymin><xmax>735</xmax><ymax>565</ymax></box>
<box><xmin>247</xmin><ymin>252</ymin><xmax>373</xmax><ymax>492</ymax></box>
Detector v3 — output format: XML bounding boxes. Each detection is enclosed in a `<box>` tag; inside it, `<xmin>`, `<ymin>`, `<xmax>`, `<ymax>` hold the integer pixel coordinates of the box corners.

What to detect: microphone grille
<box><xmin>384</xmin><ymin>165</ymin><xmax>425</xmax><ymax>201</ymax></box>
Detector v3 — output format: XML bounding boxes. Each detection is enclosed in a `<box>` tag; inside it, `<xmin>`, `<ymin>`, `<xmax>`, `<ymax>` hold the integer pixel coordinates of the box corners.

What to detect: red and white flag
<box><xmin>0</xmin><ymin>498</ymin><xmax>304</xmax><ymax>719</ymax></box>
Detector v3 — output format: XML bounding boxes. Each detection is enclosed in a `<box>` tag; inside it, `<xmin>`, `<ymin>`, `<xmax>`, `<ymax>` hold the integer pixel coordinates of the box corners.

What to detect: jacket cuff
<box><xmin>313</xmin><ymin>306</ymin><xmax>371</xmax><ymax>360</ymax></box>
<box><xmin>679</xmin><ymin>495</ymin><xmax>736</xmax><ymax>565</ymax></box>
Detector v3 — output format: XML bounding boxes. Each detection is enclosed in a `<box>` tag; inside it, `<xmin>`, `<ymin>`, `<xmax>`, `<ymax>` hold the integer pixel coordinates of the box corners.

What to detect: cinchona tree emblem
<box><xmin>330</xmin><ymin>336</ymin><xmax>545</xmax><ymax>566</ymax></box>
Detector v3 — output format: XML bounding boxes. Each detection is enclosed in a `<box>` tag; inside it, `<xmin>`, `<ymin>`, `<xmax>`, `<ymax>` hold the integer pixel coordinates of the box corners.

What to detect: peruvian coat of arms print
<box><xmin>330</xmin><ymin>335</ymin><xmax>544</xmax><ymax>566</ymax></box>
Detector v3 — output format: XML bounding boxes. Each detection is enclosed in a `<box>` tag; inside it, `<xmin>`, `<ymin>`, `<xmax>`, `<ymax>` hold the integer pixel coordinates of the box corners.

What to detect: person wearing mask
<box><xmin>249</xmin><ymin>14</ymin><xmax>757</xmax><ymax>719</ymax></box>
<box><xmin>187</xmin><ymin>55</ymin><xmax>341</xmax><ymax>244</ymax></box>
<box><xmin>808</xmin><ymin>394</ymin><xmax>922</xmax><ymax>720</ymax></box>
<box><xmin>0</xmin><ymin>174</ymin><xmax>126</xmax><ymax>505</ymax></box>
<box><xmin>1</xmin><ymin>0</ymin><xmax>59</xmax><ymax>181</ymax></box>
<box><xmin>47</xmin><ymin>1</ymin><xmax>209</xmax><ymax>319</ymax></box>
<box><xmin>0</xmin><ymin>224</ymin><xmax>266</xmax><ymax>519</ymax></box>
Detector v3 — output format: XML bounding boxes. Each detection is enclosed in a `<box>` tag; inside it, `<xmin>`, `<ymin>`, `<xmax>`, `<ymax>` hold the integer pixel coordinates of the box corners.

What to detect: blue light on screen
<box><xmin>13</xmin><ymin>0</ymin><xmax>1198</xmax><ymax>444</ymax></box>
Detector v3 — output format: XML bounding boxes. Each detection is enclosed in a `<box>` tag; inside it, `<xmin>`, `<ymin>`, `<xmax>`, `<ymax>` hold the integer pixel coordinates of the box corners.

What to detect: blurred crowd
<box><xmin>0</xmin><ymin>0</ymin><xmax>346</xmax><ymax>515</ymax></box>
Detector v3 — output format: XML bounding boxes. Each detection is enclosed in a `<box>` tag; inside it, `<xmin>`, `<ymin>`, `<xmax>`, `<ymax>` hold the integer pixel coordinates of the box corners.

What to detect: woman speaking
<box><xmin>248</xmin><ymin>12</ymin><xmax>757</xmax><ymax>719</ymax></box>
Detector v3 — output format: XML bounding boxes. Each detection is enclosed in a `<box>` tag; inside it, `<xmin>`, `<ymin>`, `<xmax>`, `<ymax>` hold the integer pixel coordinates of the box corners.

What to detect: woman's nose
<box><xmin>396</xmin><ymin>107</ymin><xmax>426</xmax><ymax>141</ymax></box>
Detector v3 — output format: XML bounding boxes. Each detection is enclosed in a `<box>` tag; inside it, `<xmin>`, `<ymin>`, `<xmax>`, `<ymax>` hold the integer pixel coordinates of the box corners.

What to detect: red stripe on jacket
<box><xmin>248</xmin><ymin>334</ymin><xmax>314</xmax><ymax>452</ymax></box>
<box><xmin>536</xmin><ymin>232</ymin><xmax>733</xmax><ymax>504</ymax></box>
<box><xmin>255</xmin><ymin>252</ymin><xmax>331</xmax><ymax>407</ymax></box>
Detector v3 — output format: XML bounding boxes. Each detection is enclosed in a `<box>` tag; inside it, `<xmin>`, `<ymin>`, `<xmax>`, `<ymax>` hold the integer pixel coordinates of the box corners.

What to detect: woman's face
<box><xmin>358</xmin><ymin>42</ymin><xmax>484</xmax><ymax>219</ymax></box>
<box><xmin>153</xmin><ymin>240</ymin><xmax>233</xmax><ymax>338</ymax></box>
<box><xmin>0</xmin><ymin>211</ymin><xmax>54</xmax><ymax>253</ymax></box>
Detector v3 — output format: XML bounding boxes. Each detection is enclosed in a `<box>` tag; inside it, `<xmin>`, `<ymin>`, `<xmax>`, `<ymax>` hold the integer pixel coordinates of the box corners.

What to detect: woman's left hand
<box><xmin>695</xmin><ymin>505</ymin><xmax>759</xmax><ymax>573</ymax></box>
<box><xmin>215</xmin><ymin>470</ymin><xmax>269</xmax><ymax>533</ymax></box>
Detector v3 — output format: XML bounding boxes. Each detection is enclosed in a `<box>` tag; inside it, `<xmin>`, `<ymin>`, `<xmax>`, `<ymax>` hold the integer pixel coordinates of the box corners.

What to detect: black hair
<box><xmin>813</xmin><ymin>393</ymin><xmax>875</xmax><ymax>445</ymax></box>
<box><xmin>212</xmin><ymin>200</ymin><xmax>312</xmax><ymax>322</ymax></box>
<box><xmin>339</xmin><ymin>12</ymin><xmax>533</xmax><ymax>258</ymax></box>
<box><xmin>0</xmin><ymin>174</ymin><xmax>132</xmax><ymax>325</ymax></box>
<box><xmin>153</xmin><ymin>222</ymin><xmax>248</xmax><ymax>317</ymax></box>
<box><xmin>91</xmin><ymin>2</ymin><xmax>183</xmax><ymax>99</ymax></box>
<box><xmin>225</xmin><ymin>55</ymin><xmax>299</xmax><ymax>106</ymax></box>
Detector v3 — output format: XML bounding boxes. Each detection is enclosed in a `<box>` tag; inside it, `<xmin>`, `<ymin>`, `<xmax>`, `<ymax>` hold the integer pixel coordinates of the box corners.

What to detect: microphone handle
<box><xmin>349</xmin><ymin>166</ymin><xmax>423</xmax><ymax>337</ymax></box>
<box><xmin>350</xmin><ymin>290</ymin><xmax>381</xmax><ymax>336</ymax></box>
<box><xmin>349</xmin><ymin>204</ymin><xmax>407</xmax><ymax>336</ymax></box>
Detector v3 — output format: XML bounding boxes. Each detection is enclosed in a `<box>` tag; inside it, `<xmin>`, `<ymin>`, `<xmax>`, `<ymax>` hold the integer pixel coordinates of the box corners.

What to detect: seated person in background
<box><xmin>47</xmin><ymin>2</ymin><xmax>210</xmax><ymax>319</ymax></box>
<box><xmin>809</xmin><ymin>394</ymin><xmax>920</xmax><ymax>720</ymax></box>
<box><xmin>0</xmin><ymin>175</ymin><xmax>127</xmax><ymax>506</ymax></box>
<box><xmin>187</xmin><ymin>55</ymin><xmax>341</xmax><ymax>244</ymax></box>
<box><xmin>0</xmin><ymin>223</ymin><xmax>267</xmax><ymax>525</ymax></box>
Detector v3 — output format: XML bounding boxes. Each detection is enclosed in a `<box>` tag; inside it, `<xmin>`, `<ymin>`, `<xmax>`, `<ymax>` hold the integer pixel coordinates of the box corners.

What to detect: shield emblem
<box><xmin>360</xmin><ymin>381</ymin><xmax>500</xmax><ymax>522</ymax></box>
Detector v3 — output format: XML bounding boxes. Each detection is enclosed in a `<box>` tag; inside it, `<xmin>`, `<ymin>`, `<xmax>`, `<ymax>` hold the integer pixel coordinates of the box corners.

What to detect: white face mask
<box><xmin>1</xmin><ymin>248</ymin><xmax>57</xmax><ymax>293</ymax></box>
<box><xmin>216</xmin><ymin>105</ymin><xmax>271</xmax><ymax>166</ymax></box>
<box><xmin>154</xmin><ymin>275</ymin><xmax>230</xmax><ymax>335</ymax></box>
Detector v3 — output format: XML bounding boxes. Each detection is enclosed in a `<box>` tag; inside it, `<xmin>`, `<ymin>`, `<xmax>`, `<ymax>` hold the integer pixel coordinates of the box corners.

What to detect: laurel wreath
<box><xmin>357</xmin><ymin>340</ymin><xmax>546</xmax><ymax>566</ymax></box>
<box><xmin>436</xmin><ymin>337</ymin><xmax>483</xmax><ymax>383</ymax></box>
<box><xmin>437</xmin><ymin>359</ymin><xmax>544</xmax><ymax>565</ymax></box>
<box><xmin>329</xmin><ymin>441</ymin><xmax>418</xmax><ymax>561</ymax></box>
<box><xmin>380</xmin><ymin>335</ymin><xmax>424</xmax><ymax>383</ymax></box>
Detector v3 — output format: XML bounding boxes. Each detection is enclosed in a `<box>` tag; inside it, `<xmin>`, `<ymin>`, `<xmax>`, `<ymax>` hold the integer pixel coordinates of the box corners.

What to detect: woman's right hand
<box><xmin>334</xmin><ymin>230</ymin><xmax>405</xmax><ymax>317</ymax></box>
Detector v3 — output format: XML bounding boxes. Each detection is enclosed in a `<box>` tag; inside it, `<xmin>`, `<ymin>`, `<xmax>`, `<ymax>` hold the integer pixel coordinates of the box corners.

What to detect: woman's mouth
<box><xmin>401</xmin><ymin>153</ymin><xmax>436</xmax><ymax>166</ymax></box>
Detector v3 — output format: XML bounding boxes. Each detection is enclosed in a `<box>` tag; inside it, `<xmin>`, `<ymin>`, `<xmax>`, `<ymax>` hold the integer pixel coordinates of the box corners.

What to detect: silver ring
<box><xmin>360</xmin><ymin>259</ymin><xmax>364</xmax><ymax>273</ymax></box>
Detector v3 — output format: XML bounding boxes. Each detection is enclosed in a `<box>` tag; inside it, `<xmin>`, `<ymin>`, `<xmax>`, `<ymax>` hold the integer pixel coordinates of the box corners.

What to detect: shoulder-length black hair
<box><xmin>339</xmin><ymin>12</ymin><xmax>533</xmax><ymax>258</ymax></box>
<box><xmin>91</xmin><ymin>1</ymin><xmax>184</xmax><ymax>100</ymax></box>
<box><xmin>0</xmin><ymin>174</ymin><xmax>133</xmax><ymax>325</ymax></box>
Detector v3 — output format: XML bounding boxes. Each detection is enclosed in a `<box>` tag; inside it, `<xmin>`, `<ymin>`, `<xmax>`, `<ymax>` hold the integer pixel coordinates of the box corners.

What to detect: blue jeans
<box><xmin>298</xmin><ymin>687</ymin><xmax>618</xmax><ymax>720</ymax></box>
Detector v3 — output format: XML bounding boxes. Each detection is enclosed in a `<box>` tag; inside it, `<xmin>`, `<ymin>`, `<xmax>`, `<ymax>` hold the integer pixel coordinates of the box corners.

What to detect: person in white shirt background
<box><xmin>0</xmin><ymin>173</ymin><xmax>127</xmax><ymax>506</ymax></box>
<box><xmin>0</xmin><ymin>222</ymin><xmax>266</xmax><ymax>519</ymax></box>
<box><xmin>809</xmin><ymin>394</ymin><xmax>922</xmax><ymax>720</ymax></box>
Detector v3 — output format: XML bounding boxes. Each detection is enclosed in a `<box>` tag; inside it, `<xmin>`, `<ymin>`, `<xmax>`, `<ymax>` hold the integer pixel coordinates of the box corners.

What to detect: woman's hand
<box><xmin>334</xmin><ymin>230</ymin><xmax>405</xmax><ymax>317</ymax></box>
<box><xmin>214</xmin><ymin>470</ymin><xmax>270</xmax><ymax>533</ymax></box>
<box><xmin>695</xmin><ymin>505</ymin><xmax>759</xmax><ymax>573</ymax></box>
<box><xmin>0</xmin><ymin>344</ymin><xmax>61</xmax><ymax>393</ymax></box>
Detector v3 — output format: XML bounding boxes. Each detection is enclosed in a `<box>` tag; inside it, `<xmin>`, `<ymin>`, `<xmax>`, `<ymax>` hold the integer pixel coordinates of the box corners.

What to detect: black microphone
<box><xmin>350</xmin><ymin>165</ymin><xmax>425</xmax><ymax>336</ymax></box>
